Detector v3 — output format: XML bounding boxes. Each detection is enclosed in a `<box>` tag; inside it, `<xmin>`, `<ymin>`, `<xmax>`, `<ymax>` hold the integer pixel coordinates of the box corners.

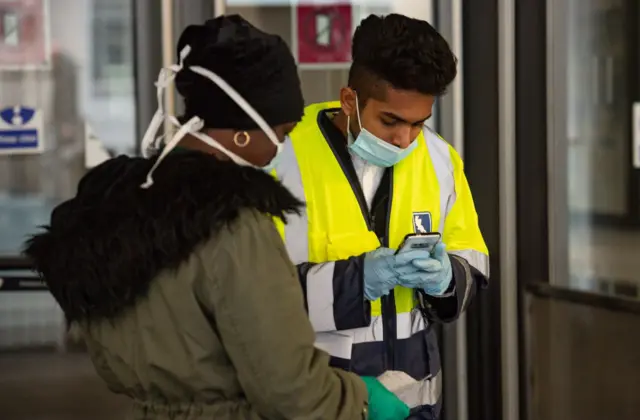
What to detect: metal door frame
<box><xmin>439</xmin><ymin>1</ymin><xmax>519</xmax><ymax>419</ymax></box>
<box><xmin>133</xmin><ymin>1</ymin><xmax>163</xmax><ymax>151</ymax></box>
<box><xmin>456</xmin><ymin>1</ymin><xmax>506</xmax><ymax>419</ymax></box>
<box><xmin>498</xmin><ymin>0</ymin><xmax>519</xmax><ymax>418</ymax></box>
<box><xmin>435</xmin><ymin>1</ymin><xmax>469</xmax><ymax>419</ymax></box>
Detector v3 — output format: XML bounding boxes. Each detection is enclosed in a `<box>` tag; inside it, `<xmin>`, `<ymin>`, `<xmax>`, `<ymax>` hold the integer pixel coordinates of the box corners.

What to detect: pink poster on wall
<box><xmin>0</xmin><ymin>0</ymin><xmax>50</xmax><ymax>70</ymax></box>
<box><xmin>295</xmin><ymin>3</ymin><xmax>352</xmax><ymax>67</ymax></box>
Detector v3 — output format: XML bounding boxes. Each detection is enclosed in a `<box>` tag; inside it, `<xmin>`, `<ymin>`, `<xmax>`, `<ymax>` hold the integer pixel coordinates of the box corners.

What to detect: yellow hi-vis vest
<box><xmin>274</xmin><ymin>101</ymin><xmax>488</xmax><ymax>318</ymax></box>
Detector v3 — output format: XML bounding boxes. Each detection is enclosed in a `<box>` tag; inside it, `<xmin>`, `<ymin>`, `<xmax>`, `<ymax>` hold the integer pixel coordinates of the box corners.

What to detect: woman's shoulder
<box><xmin>193</xmin><ymin>207</ymin><xmax>298</xmax><ymax>308</ymax></box>
<box><xmin>199</xmin><ymin>208</ymin><xmax>284</xmax><ymax>260</ymax></box>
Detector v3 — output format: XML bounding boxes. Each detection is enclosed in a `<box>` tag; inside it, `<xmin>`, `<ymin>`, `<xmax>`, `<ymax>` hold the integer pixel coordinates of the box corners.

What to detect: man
<box><xmin>273</xmin><ymin>14</ymin><xmax>489</xmax><ymax>419</ymax></box>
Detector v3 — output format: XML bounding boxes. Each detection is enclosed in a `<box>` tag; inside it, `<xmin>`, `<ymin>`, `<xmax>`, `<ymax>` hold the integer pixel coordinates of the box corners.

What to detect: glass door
<box><xmin>518</xmin><ymin>0</ymin><xmax>640</xmax><ymax>419</ymax></box>
<box><xmin>0</xmin><ymin>0</ymin><xmax>139</xmax><ymax>351</ymax></box>
<box><xmin>0</xmin><ymin>0</ymin><xmax>137</xmax><ymax>256</ymax></box>
<box><xmin>0</xmin><ymin>1</ymin><xmax>154</xmax><ymax>418</ymax></box>
<box><xmin>547</xmin><ymin>0</ymin><xmax>640</xmax><ymax>300</ymax></box>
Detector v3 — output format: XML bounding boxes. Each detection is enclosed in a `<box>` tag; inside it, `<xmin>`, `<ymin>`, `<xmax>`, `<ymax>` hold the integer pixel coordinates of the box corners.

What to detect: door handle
<box><xmin>605</xmin><ymin>56</ymin><xmax>614</xmax><ymax>106</ymax></box>
<box><xmin>591</xmin><ymin>55</ymin><xmax>600</xmax><ymax>106</ymax></box>
<box><xmin>632</xmin><ymin>102</ymin><xmax>640</xmax><ymax>169</ymax></box>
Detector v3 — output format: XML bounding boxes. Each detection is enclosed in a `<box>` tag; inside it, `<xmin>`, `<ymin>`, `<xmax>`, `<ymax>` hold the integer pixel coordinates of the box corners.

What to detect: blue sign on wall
<box><xmin>0</xmin><ymin>105</ymin><xmax>44</xmax><ymax>154</ymax></box>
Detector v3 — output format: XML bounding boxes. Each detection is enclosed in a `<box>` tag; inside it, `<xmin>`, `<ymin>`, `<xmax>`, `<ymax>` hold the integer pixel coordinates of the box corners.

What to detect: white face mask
<box><xmin>139</xmin><ymin>45</ymin><xmax>283</xmax><ymax>189</ymax></box>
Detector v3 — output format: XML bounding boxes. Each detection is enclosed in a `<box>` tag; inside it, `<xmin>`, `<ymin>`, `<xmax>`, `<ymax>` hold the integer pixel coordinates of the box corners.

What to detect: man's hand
<box><xmin>396</xmin><ymin>243</ymin><xmax>453</xmax><ymax>296</ymax></box>
<box><xmin>363</xmin><ymin>248</ymin><xmax>431</xmax><ymax>301</ymax></box>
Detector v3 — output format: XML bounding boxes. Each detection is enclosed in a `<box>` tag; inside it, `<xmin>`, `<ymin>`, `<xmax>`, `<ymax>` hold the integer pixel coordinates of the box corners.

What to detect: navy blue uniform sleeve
<box><xmin>417</xmin><ymin>254</ymin><xmax>488</xmax><ymax>323</ymax></box>
<box><xmin>295</xmin><ymin>255</ymin><xmax>371</xmax><ymax>332</ymax></box>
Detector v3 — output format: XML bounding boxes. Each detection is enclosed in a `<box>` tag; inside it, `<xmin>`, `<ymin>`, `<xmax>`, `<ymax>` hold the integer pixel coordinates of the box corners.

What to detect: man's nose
<box><xmin>391</xmin><ymin>126</ymin><xmax>413</xmax><ymax>149</ymax></box>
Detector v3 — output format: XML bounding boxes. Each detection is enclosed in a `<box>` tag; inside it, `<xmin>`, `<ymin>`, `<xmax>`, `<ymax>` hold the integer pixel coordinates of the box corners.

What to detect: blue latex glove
<box><xmin>363</xmin><ymin>248</ymin><xmax>431</xmax><ymax>301</ymax></box>
<box><xmin>397</xmin><ymin>243</ymin><xmax>453</xmax><ymax>296</ymax></box>
<box><xmin>361</xmin><ymin>376</ymin><xmax>410</xmax><ymax>420</ymax></box>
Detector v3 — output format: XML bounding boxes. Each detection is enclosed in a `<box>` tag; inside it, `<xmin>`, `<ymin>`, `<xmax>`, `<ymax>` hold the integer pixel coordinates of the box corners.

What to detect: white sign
<box><xmin>0</xmin><ymin>105</ymin><xmax>44</xmax><ymax>154</ymax></box>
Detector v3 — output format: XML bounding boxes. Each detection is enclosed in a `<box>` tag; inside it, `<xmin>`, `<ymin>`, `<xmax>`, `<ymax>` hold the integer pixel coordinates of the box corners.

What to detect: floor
<box><xmin>0</xmin><ymin>351</ymin><xmax>129</xmax><ymax>420</ymax></box>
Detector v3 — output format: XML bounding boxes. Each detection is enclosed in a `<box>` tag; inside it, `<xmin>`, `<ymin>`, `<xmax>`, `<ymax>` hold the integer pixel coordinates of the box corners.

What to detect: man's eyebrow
<box><xmin>381</xmin><ymin>111</ymin><xmax>432</xmax><ymax>125</ymax></box>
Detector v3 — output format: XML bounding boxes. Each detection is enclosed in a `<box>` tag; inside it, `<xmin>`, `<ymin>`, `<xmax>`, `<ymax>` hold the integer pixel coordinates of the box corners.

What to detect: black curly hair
<box><xmin>349</xmin><ymin>14</ymin><xmax>457</xmax><ymax>103</ymax></box>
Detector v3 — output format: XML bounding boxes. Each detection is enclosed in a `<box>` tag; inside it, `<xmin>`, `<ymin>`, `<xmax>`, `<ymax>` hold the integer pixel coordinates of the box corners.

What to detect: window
<box><xmin>91</xmin><ymin>0</ymin><xmax>133</xmax><ymax>96</ymax></box>
<box><xmin>548</xmin><ymin>0</ymin><xmax>640</xmax><ymax>300</ymax></box>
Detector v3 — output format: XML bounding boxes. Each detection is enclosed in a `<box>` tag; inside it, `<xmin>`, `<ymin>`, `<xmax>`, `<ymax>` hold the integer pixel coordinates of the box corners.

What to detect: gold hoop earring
<box><xmin>233</xmin><ymin>131</ymin><xmax>251</xmax><ymax>147</ymax></box>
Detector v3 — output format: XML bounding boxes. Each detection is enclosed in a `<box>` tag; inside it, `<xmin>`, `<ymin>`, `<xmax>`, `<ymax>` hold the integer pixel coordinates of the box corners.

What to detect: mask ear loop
<box><xmin>346</xmin><ymin>115</ymin><xmax>354</xmax><ymax>145</ymax></box>
<box><xmin>140</xmin><ymin>116</ymin><xmax>203</xmax><ymax>189</ymax></box>
<box><xmin>140</xmin><ymin>46</ymin><xmax>192</xmax><ymax>157</ymax></box>
<box><xmin>165</xmin><ymin>114</ymin><xmax>256</xmax><ymax>167</ymax></box>
<box><xmin>354</xmin><ymin>93</ymin><xmax>364</xmax><ymax>131</ymax></box>
<box><xmin>189</xmin><ymin>130</ymin><xmax>255</xmax><ymax>167</ymax></box>
<box><xmin>188</xmin><ymin>65</ymin><xmax>283</xmax><ymax>155</ymax></box>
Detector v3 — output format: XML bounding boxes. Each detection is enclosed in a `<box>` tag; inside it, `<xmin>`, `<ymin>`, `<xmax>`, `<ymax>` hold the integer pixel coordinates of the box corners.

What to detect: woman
<box><xmin>24</xmin><ymin>15</ymin><xmax>409</xmax><ymax>420</ymax></box>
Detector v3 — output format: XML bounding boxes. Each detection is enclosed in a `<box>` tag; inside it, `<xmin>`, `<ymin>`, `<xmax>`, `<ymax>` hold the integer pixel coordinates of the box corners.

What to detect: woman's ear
<box><xmin>339</xmin><ymin>87</ymin><xmax>357</xmax><ymax>116</ymax></box>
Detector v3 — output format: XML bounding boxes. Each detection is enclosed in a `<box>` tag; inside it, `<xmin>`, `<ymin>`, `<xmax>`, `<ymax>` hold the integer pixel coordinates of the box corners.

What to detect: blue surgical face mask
<box><xmin>347</xmin><ymin>95</ymin><xmax>418</xmax><ymax>167</ymax></box>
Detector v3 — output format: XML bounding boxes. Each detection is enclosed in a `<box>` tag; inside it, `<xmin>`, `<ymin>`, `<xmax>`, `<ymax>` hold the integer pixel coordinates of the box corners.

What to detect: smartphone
<box><xmin>395</xmin><ymin>232</ymin><xmax>441</xmax><ymax>255</ymax></box>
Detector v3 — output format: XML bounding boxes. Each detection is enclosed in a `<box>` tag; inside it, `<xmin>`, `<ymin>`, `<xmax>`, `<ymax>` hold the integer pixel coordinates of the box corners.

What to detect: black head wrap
<box><xmin>175</xmin><ymin>15</ymin><xmax>304</xmax><ymax>130</ymax></box>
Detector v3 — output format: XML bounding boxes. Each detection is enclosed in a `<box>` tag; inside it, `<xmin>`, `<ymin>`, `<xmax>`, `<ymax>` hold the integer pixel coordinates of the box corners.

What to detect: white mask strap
<box><xmin>166</xmin><ymin>115</ymin><xmax>255</xmax><ymax>167</ymax></box>
<box><xmin>190</xmin><ymin>130</ymin><xmax>254</xmax><ymax>167</ymax></box>
<box><xmin>346</xmin><ymin>115</ymin><xmax>354</xmax><ymax>145</ymax></box>
<box><xmin>354</xmin><ymin>93</ymin><xmax>364</xmax><ymax>130</ymax></box>
<box><xmin>188</xmin><ymin>65</ymin><xmax>283</xmax><ymax>154</ymax></box>
<box><xmin>141</xmin><ymin>116</ymin><xmax>203</xmax><ymax>188</ymax></box>
<box><xmin>140</xmin><ymin>46</ymin><xmax>191</xmax><ymax>157</ymax></box>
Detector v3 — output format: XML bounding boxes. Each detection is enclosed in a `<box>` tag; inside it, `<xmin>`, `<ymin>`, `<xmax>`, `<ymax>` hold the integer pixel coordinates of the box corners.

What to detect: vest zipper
<box><xmin>333</xmin><ymin>152</ymin><xmax>394</xmax><ymax>370</ymax></box>
<box><xmin>381</xmin><ymin>294</ymin><xmax>396</xmax><ymax>370</ymax></box>
<box><xmin>380</xmin><ymin>168</ymin><xmax>396</xmax><ymax>370</ymax></box>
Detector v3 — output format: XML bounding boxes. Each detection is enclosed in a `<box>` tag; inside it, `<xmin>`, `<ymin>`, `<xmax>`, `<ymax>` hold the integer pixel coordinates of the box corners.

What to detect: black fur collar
<box><xmin>24</xmin><ymin>152</ymin><xmax>302</xmax><ymax>323</ymax></box>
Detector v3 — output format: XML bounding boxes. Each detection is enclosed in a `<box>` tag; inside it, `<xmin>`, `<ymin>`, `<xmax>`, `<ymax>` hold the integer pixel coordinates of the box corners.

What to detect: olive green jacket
<box><xmin>24</xmin><ymin>153</ymin><xmax>368</xmax><ymax>419</ymax></box>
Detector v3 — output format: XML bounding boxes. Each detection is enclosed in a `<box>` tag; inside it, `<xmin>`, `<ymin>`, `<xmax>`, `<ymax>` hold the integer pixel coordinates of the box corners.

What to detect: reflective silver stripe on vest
<box><xmin>424</xmin><ymin>128</ymin><xmax>490</xmax><ymax>279</ymax></box>
<box><xmin>314</xmin><ymin>309</ymin><xmax>427</xmax><ymax>359</ymax></box>
<box><xmin>450</xmin><ymin>254</ymin><xmax>475</xmax><ymax>310</ymax></box>
<box><xmin>276</xmin><ymin>141</ymin><xmax>340</xmax><ymax>332</ymax></box>
<box><xmin>452</xmin><ymin>249</ymin><xmax>490</xmax><ymax>278</ymax></box>
<box><xmin>424</xmin><ymin>127</ymin><xmax>455</xmax><ymax>234</ymax></box>
<box><xmin>387</xmin><ymin>369</ymin><xmax>443</xmax><ymax>408</ymax></box>
<box><xmin>306</xmin><ymin>262</ymin><xmax>337</xmax><ymax>332</ymax></box>
<box><xmin>450</xmin><ymin>250</ymin><xmax>489</xmax><ymax>310</ymax></box>
<box><xmin>276</xmin><ymin>140</ymin><xmax>308</xmax><ymax>265</ymax></box>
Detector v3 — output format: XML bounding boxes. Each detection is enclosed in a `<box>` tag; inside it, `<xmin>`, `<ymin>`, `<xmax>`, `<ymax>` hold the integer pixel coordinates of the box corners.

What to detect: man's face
<box><xmin>341</xmin><ymin>86</ymin><xmax>434</xmax><ymax>149</ymax></box>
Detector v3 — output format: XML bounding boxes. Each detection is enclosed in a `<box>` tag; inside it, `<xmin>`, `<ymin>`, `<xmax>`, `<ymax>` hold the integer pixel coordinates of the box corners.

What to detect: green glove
<box><xmin>361</xmin><ymin>376</ymin><xmax>410</xmax><ymax>420</ymax></box>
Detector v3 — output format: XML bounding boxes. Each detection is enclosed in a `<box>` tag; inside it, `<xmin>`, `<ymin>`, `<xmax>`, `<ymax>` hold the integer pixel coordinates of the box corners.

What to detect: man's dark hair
<box><xmin>349</xmin><ymin>14</ymin><xmax>457</xmax><ymax>102</ymax></box>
